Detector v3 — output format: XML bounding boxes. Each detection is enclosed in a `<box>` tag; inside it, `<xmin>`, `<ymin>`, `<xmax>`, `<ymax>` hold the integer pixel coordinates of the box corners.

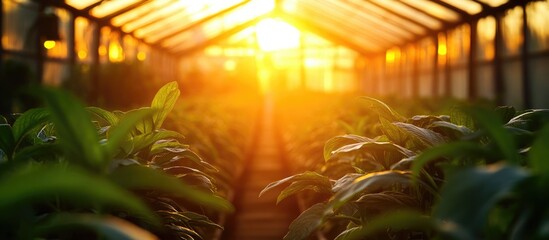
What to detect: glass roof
<box><xmin>63</xmin><ymin>0</ymin><xmax>512</xmax><ymax>56</ymax></box>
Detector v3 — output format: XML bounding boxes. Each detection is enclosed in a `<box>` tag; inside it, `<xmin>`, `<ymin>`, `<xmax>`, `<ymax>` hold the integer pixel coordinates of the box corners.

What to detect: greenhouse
<box><xmin>1</xmin><ymin>0</ymin><xmax>549</xmax><ymax>239</ymax></box>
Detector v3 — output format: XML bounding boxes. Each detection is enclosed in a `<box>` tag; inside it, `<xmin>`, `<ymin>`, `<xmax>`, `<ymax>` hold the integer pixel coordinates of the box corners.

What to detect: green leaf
<box><xmin>428</xmin><ymin>121</ymin><xmax>473</xmax><ymax>138</ymax></box>
<box><xmin>0</xmin><ymin>164</ymin><xmax>158</xmax><ymax>223</ymax></box>
<box><xmin>11</xmin><ymin>108</ymin><xmax>49</xmax><ymax>144</ymax></box>
<box><xmin>329</xmin><ymin>171</ymin><xmax>413</xmax><ymax>211</ymax></box>
<box><xmin>506</xmin><ymin>109</ymin><xmax>549</xmax><ymax>131</ymax></box>
<box><xmin>434</xmin><ymin>164</ymin><xmax>528</xmax><ymax>236</ymax></box>
<box><xmin>277</xmin><ymin>180</ymin><xmax>330</xmax><ymax>204</ymax></box>
<box><xmin>39</xmin><ymin>88</ymin><xmax>105</xmax><ymax>170</ymax></box>
<box><xmin>151</xmin><ymin>81</ymin><xmax>180</xmax><ymax>130</ymax></box>
<box><xmin>106</xmin><ymin>108</ymin><xmax>155</xmax><ymax>158</ymax></box>
<box><xmin>494</xmin><ymin>106</ymin><xmax>516</xmax><ymax>123</ymax></box>
<box><xmin>0</xmin><ymin>124</ymin><xmax>15</xmax><ymax>158</ymax></box>
<box><xmin>334</xmin><ymin>210</ymin><xmax>432</xmax><ymax>240</ymax></box>
<box><xmin>33</xmin><ymin>213</ymin><xmax>158</xmax><ymax>240</ymax></box>
<box><xmin>332</xmin><ymin>173</ymin><xmax>362</xmax><ymax>193</ymax></box>
<box><xmin>87</xmin><ymin>106</ymin><xmax>120</xmax><ymax>126</ymax></box>
<box><xmin>324</xmin><ymin>135</ymin><xmax>373</xmax><ymax>161</ymax></box>
<box><xmin>411</xmin><ymin>141</ymin><xmax>483</xmax><ymax>177</ymax></box>
<box><xmin>109</xmin><ymin>165</ymin><xmax>233</xmax><ymax>212</ymax></box>
<box><xmin>393</xmin><ymin>122</ymin><xmax>446</xmax><ymax>147</ymax></box>
<box><xmin>329</xmin><ymin>141</ymin><xmax>415</xmax><ymax>163</ymax></box>
<box><xmin>13</xmin><ymin>143</ymin><xmax>59</xmax><ymax>163</ymax></box>
<box><xmin>529</xmin><ymin>124</ymin><xmax>549</xmax><ymax>178</ymax></box>
<box><xmin>130</xmin><ymin>130</ymin><xmax>185</xmax><ymax>153</ymax></box>
<box><xmin>283</xmin><ymin>203</ymin><xmax>329</xmax><ymax>240</ymax></box>
<box><xmin>259</xmin><ymin>171</ymin><xmax>332</xmax><ymax>198</ymax></box>
<box><xmin>468</xmin><ymin>108</ymin><xmax>519</xmax><ymax>164</ymax></box>
<box><xmin>360</xmin><ymin>97</ymin><xmax>405</xmax><ymax>122</ymax></box>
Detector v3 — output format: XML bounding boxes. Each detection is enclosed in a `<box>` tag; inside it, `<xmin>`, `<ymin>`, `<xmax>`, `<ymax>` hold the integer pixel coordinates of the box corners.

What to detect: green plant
<box><xmin>0</xmin><ymin>81</ymin><xmax>233</xmax><ymax>239</ymax></box>
<box><xmin>263</xmin><ymin>97</ymin><xmax>549</xmax><ymax>240</ymax></box>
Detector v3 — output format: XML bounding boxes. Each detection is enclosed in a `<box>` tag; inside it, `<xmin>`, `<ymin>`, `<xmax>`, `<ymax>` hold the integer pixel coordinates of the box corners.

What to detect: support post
<box><xmin>90</xmin><ymin>22</ymin><xmax>100</xmax><ymax>103</ymax></box>
<box><xmin>521</xmin><ymin>4</ymin><xmax>531</xmax><ymax>108</ymax></box>
<box><xmin>468</xmin><ymin>20</ymin><xmax>478</xmax><ymax>99</ymax></box>
<box><xmin>493</xmin><ymin>13</ymin><xmax>504</xmax><ymax>105</ymax></box>
<box><xmin>433</xmin><ymin>35</ymin><xmax>439</xmax><ymax>97</ymax></box>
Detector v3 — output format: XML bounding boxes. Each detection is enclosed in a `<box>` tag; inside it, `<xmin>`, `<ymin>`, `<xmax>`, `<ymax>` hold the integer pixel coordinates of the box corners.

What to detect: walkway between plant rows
<box><xmin>222</xmin><ymin>96</ymin><xmax>299</xmax><ymax>240</ymax></box>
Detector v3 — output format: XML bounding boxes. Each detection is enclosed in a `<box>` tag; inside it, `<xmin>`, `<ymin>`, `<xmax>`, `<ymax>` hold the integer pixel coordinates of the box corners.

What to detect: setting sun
<box><xmin>255</xmin><ymin>18</ymin><xmax>300</xmax><ymax>51</ymax></box>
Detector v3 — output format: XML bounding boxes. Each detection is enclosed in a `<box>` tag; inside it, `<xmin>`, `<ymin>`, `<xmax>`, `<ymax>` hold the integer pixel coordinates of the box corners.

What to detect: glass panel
<box><xmin>111</xmin><ymin>0</ymin><xmax>173</xmax><ymax>27</ymax></box>
<box><xmin>46</xmin><ymin>8</ymin><xmax>70</xmax><ymax>59</ymax></box>
<box><xmin>2</xmin><ymin>0</ymin><xmax>38</xmax><ymax>52</ymax></box>
<box><xmin>324</xmin><ymin>0</ymin><xmax>414</xmax><ymax>39</ymax></box>
<box><xmin>75</xmin><ymin>17</ymin><xmax>95</xmax><ymax>63</ymax></box>
<box><xmin>123</xmin><ymin>35</ymin><xmax>138</xmax><ymax>61</ymax></box>
<box><xmin>355</xmin><ymin>0</ymin><xmax>425</xmax><ymax>35</ymax></box>
<box><xmin>90</xmin><ymin>0</ymin><xmax>140</xmax><ymax>18</ymax></box>
<box><xmin>527</xmin><ymin>1</ymin><xmax>549</xmax><ymax>52</ymax></box>
<box><xmin>298</xmin><ymin>1</ymin><xmax>401</xmax><ymax>46</ymax></box>
<box><xmin>99</xmin><ymin>26</ymin><xmax>110</xmax><ymax>63</ymax></box>
<box><xmin>405</xmin><ymin>0</ymin><xmax>460</xmax><ymax>21</ymax></box>
<box><xmin>65</xmin><ymin>0</ymin><xmax>98</xmax><ymax>10</ymax></box>
<box><xmin>448</xmin><ymin>24</ymin><xmax>470</xmax><ymax>66</ymax></box>
<box><xmin>370</xmin><ymin>0</ymin><xmax>442</xmax><ymax>29</ymax></box>
<box><xmin>441</xmin><ymin>0</ymin><xmax>482</xmax><ymax>15</ymax></box>
<box><xmin>501</xmin><ymin>6</ymin><xmax>523</xmax><ymax>57</ymax></box>
<box><xmin>121</xmin><ymin>2</ymin><xmax>185</xmax><ymax>33</ymax></box>
<box><xmin>477</xmin><ymin>0</ymin><xmax>509</xmax><ymax>7</ymax></box>
<box><xmin>477</xmin><ymin>16</ymin><xmax>496</xmax><ymax>60</ymax></box>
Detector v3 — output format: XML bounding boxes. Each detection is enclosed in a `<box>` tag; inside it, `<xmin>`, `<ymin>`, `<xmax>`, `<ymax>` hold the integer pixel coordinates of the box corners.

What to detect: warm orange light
<box><xmin>137</xmin><ymin>51</ymin><xmax>147</xmax><ymax>61</ymax></box>
<box><xmin>438</xmin><ymin>43</ymin><xmax>447</xmax><ymax>56</ymax></box>
<box><xmin>256</xmin><ymin>18</ymin><xmax>300</xmax><ymax>51</ymax></box>
<box><xmin>77</xmin><ymin>50</ymin><xmax>87</xmax><ymax>60</ymax></box>
<box><xmin>44</xmin><ymin>40</ymin><xmax>56</xmax><ymax>50</ymax></box>
<box><xmin>224</xmin><ymin>60</ymin><xmax>237</xmax><ymax>71</ymax></box>
<box><xmin>99</xmin><ymin>46</ymin><xmax>107</xmax><ymax>56</ymax></box>
<box><xmin>109</xmin><ymin>42</ymin><xmax>124</xmax><ymax>62</ymax></box>
<box><xmin>386</xmin><ymin>50</ymin><xmax>396</xmax><ymax>63</ymax></box>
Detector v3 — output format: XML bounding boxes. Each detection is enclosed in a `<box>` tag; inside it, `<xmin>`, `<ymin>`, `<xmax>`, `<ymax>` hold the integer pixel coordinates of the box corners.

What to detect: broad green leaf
<box><xmin>434</xmin><ymin>164</ymin><xmax>528</xmax><ymax>236</ymax></box>
<box><xmin>39</xmin><ymin>88</ymin><xmax>105</xmax><ymax>170</ymax></box>
<box><xmin>87</xmin><ymin>106</ymin><xmax>120</xmax><ymax>126</ymax></box>
<box><xmin>151</xmin><ymin>81</ymin><xmax>180</xmax><ymax>130</ymax></box>
<box><xmin>0</xmin><ymin>164</ymin><xmax>157</xmax><ymax>223</ymax></box>
<box><xmin>13</xmin><ymin>143</ymin><xmax>59</xmax><ymax>163</ymax></box>
<box><xmin>428</xmin><ymin>121</ymin><xmax>473</xmax><ymax>138</ymax></box>
<box><xmin>283</xmin><ymin>203</ymin><xmax>329</xmax><ymax>240</ymax></box>
<box><xmin>529</xmin><ymin>124</ymin><xmax>549</xmax><ymax>178</ymax></box>
<box><xmin>329</xmin><ymin>171</ymin><xmax>413</xmax><ymax>211</ymax></box>
<box><xmin>380</xmin><ymin>118</ymin><xmax>409</xmax><ymax>147</ymax></box>
<box><xmin>355</xmin><ymin>191</ymin><xmax>419</xmax><ymax>212</ymax></box>
<box><xmin>393</xmin><ymin>122</ymin><xmax>446</xmax><ymax>147</ymax></box>
<box><xmin>329</xmin><ymin>141</ymin><xmax>415</xmax><ymax>164</ymax></box>
<box><xmin>334</xmin><ymin>210</ymin><xmax>432</xmax><ymax>240</ymax></box>
<box><xmin>106</xmin><ymin>108</ymin><xmax>155</xmax><ymax>157</ymax></box>
<box><xmin>411</xmin><ymin>141</ymin><xmax>483</xmax><ymax>177</ymax></box>
<box><xmin>259</xmin><ymin>171</ymin><xmax>331</xmax><ymax>198</ymax></box>
<box><xmin>506</xmin><ymin>109</ymin><xmax>549</xmax><ymax>131</ymax></box>
<box><xmin>33</xmin><ymin>213</ymin><xmax>158</xmax><ymax>240</ymax></box>
<box><xmin>11</xmin><ymin>108</ymin><xmax>49</xmax><ymax>144</ymax></box>
<box><xmin>110</xmin><ymin>165</ymin><xmax>233</xmax><ymax>212</ymax></box>
<box><xmin>324</xmin><ymin>135</ymin><xmax>373</xmax><ymax>161</ymax></box>
<box><xmin>130</xmin><ymin>130</ymin><xmax>185</xmax><ymax>153</ymax></box>
<box><xmin>408</xmin><ymin>115</ymin><xmax>450</xmax><ymax>127</ymax></box>
<box><xmin>277</xmin><ymin>180</ymin><xmax>331</xmax><ymax>204</ymax></box>
<box><xmin>0</xmin><ymin>124</ymin><xmax>15</xmax><ymax>158</ymax></box>
<box><xmin>468</xmin><ymin>108</ymin><xmax>519</xmax><ymax>164</ymax></box>
<box><xmin>332</xmin><ymin>173</ymin><xmax>362</xmax><ymax>193</ymax></box>
<box><xmin>360</xmin><ymin>97</ymin><xmax>405</xmax><ymax>122</ymax></box>
<box><xmin>494</xmin><ymin>106</ymin><xmax>516</xmax><ymax>123</ymax></box>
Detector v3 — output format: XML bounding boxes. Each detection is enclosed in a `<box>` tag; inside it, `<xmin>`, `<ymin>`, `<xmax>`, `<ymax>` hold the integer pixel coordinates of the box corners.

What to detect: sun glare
<box><xmin>256</xmin><ymin>18</ymin><xmax>300</xmax><ymax>52</ymax></box>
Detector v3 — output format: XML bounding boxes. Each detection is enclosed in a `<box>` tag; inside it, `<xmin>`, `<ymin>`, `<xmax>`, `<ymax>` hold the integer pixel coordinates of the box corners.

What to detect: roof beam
<box><xmin>152</xmin><ymin>0</ymin><xmax>251</xmax><ymax>45</ymax></box>
<box><xmin>396</xmin><ymin>1</ymin><xmax>452</xmax><ymax>26</ymax></box>
<box><xmin>431</xmin><ymin>0</ymin><xmax>471</xmax><ymax>18</ymax></box>
<box><xmin>279</xmin><ymin>12</ymin><xmax>374</xmax><ymax>56</ymax></box>
<box><xmin>365</xmin><ymin>1</ymin><xmax>431</xmax><ymax>31</ymax></box>
<box><xmin>393</xmin><ymin>0</ymin><xmax>537</xmax><ymax>55</ymax></box>
<box><xmin>299</xmin><ymin>2</ymin><xmax>401</xmax><ymax>45</ymax></box>
<box><xmin>101</xmin><ymin>0</ymin><xmax>151</xmax><ymax>22</ymax></box>
<box><xmin>82</xmin><ymin>1</ymin><xmax>105</xmax><ymax>13</ymax></box>
<box><xmin>470</xmin><ymin>0</ymin><xmax>492</xmax><ymax>10</ymax></box>
<box><xmin>342</xmin><ymin>0</ymin><xmax>422</xmax><ymax>39</ymax></box>
<box><xmin>176</xmin><ymin>13</ymin><xmax>269</xmax><ymax>56</ymax></box>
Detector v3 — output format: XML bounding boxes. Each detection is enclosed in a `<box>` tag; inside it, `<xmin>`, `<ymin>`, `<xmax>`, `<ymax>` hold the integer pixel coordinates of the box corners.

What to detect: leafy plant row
<box><xmin>264</xmin><ymin>96</ymin><xmax>549</xmax><ymax>240</ymax></box>
<box><xmin>0</xmin><ymin>82</ymin><xmax>249</xmax><ymax>239</ymax></box>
